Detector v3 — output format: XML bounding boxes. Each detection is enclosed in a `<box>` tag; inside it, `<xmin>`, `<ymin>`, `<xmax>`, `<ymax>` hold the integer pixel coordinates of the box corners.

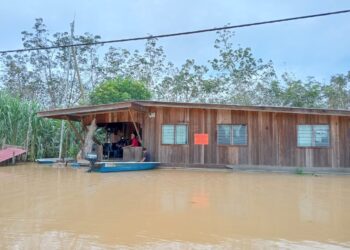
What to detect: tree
<box><xmin>278</xmin><ymin>74</ymin><xmax>325</xmax><ymax>108</ymax></box>
<box><xmin>323</xmin><ymin>71</ymin><xmax>350</xmax><ymax>109</ymax></box>
<box><xmin>99</xmin><ymin>46</ymin><xmax>131</xmax><ymax>80</ymax></box>
<box><xmin>0</xmin><ymin>18</ymin><xmax>102</xmax><ymax>108</ymax></box>
<box><xmin>210</xmin><ymin>28</ymin><xmax>276</xmax><ymax>105</ymax></box>
<box><xmin>97</xmin><ymin>38</ymin><xmax>173</xmax><ymax>99</ymax></box>
<box><xmin>254</xmin><ymin>80</ymin><xmax>285</xmax><ymax>106</ymax></box>
<box><xmin>127</xmin><ymin>38</ymin><xmax>167</xmax><ymax>89</ymax></box>
<box><xmin>89</xmin><ymin>77</ymin><xmax>151</xmax><ymax>105</ymax></box>
<box><xmin>20</xmin><ymin>18</ymin><xmax>64</xmax><ymax>107</ymax></box>
<box><xmin>0</xmin><ymin>53</ymin><xmax>39</xmax><ymax>101</ymax></box>
<box><xmin>156</xmin><ymin>59</ymin><xmax>221</xmax><ymax>103</ymax></box>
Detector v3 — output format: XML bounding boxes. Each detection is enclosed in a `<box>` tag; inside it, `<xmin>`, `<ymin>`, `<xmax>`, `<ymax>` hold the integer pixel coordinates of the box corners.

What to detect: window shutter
<box><xmin>313</xmin><ymin>125</ymin><xmax>329</xmax><ymax>147</ymax></box>
<box><xmin>175</xmin><ymin>125</ymin><xmax>188</xmax><ymax>144</ymax></box>
<box><xmin>297</xmin><ymin>125</ymin><xmax>330</xmax><ymax>147</ymax></box>
<box><xmin>233</xmin><ymin>125</ymin><xmax>247</xmax><ymax>145</ymax></box>
<box><xmin>162</xmin><ymin>125</ymin><xmax>175</xmax><ymax>144</ymax></box>
<box><xmin>298</xmin><ymin>125</ymin><xmax>313</xmax><ymax>147</ymax></box>
<box><xmin>217</xmin><ymin>125</ymin><xmax>231</xmax><ymax>145</ymax></box>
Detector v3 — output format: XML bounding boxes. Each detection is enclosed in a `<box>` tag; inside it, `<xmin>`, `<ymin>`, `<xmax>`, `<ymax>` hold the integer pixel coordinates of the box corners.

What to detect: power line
<box><xmin>1</xmin><ymin>9</ymin><xmax>349</xmax><ymax>54</ymax></box>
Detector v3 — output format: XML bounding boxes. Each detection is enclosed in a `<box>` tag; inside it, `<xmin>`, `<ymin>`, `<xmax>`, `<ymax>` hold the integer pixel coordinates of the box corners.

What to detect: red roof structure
<box><xmin>0</xmin><ymin>147</ymin><xmax>26</xmax><ymax>164</ymax></box>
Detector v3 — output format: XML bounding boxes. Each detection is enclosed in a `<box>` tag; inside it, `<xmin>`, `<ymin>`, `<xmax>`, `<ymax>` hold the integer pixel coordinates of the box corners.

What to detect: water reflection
<box><xmin>0</xmin><ymin>164</ymin><xmax>349</xmax><ymax>249</ymax></box>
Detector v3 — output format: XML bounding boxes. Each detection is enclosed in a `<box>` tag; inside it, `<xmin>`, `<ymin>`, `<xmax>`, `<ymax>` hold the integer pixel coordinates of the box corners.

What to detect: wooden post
<box><xmin>1</xmin><ymin>138</ymin><xmax>5</xmax><ymax>149</ymax></box>
<box><xmin>201</xmin><ymin>111</ymin><xmax>205</xmax><ymax>164</ymax></box>
<box><xmin>67</xmin><ymin>120</ymin><xmax>85</xmax><ymax>145</ymax></box>
<box><xmin>58</xmin><ymin>120</ymin><xmax>65</xmax><ymax>160</ymax></box>
<box><xmin>70</xmin><ymin>20</ymin><xmax>85</xmax><ymax>102</ymax></box>
<box><xmin>12</xmin><ymin>151</ymin><xmax>15</xmax><ymax>165</ymax></box>
<box><xmin>24</xmin><ymin>115</ymin><xmax>32</xmax><ymax>161</ymax></box>
<box><xmin>129</xmin><ymin>110</ymin><xmax>142</xmax><ymax>144</ymax></box>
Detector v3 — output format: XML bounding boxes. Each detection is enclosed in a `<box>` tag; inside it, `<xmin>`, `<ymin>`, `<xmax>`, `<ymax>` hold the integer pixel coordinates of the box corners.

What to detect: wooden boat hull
<box><xmin>90</xmin><ymin>162</ymin><xmax>159</xmax><ymax>173</ymax></box>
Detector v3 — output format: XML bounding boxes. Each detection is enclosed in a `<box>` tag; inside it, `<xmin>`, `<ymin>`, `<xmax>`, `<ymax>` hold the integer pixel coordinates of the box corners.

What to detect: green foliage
<box><xmin>1</xmin><ymin>18</ymin><xmax>350</xmax><ymax>113</ymax></box>
<box><xmin>210</xmin><ymin>29</ymin><xmax>277</xmax><ymax>105</ymax></box>
<box><xmin>0</xmin><ymin>91</ymin><xmax>80</xmax><ymax>160</ymax></box>
<box><xmin>323</xmin><ymin>72</ymin><xmax>350</xmax><ymax>109</ymax></box>
<box><xmin>90</xmin><ymin>77</ymin><xmax>151</xmax><ymax>104</ymax></box>
<box><xmin>157</xmin><ymin>59</ymin><xmax>212</xmax><ymax>102</ymax></box>
<box><xmin>278</xmin><ymin>74</ymin><xmax>325</xmax><ymax>108</ymax></box>
<box><xmin>0</xmin><ymin>18</ymin><xmax>102</xmax><ymax>107</ymax></box>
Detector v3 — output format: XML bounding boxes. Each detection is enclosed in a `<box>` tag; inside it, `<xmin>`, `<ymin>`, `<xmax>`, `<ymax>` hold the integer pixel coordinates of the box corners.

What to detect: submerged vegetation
<box><xmin>0</xmin><ymin>18</ymin><xmax>349</xmax><ymax>160</ymax></box>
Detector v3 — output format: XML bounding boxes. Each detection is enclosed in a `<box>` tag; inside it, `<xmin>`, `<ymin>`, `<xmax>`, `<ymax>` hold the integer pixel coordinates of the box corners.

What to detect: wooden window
<box><xmin>297</xmin><ymin>125</ymin><xmax>330</xmax><ymax>147</ymax></box>
<box><xmin>217</xmin><ymin>124</ymin><xmax>247</xmax><ymax>145</ymax></box>
<box><xmin>162</xmin><ymin>124</ymin><xmax>188</xmax><ymax>145</ymax></box>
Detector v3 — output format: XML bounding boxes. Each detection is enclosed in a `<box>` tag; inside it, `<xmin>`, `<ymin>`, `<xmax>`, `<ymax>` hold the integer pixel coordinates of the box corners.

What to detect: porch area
<box><xmin>38</xmin><ymin>102</ymin><xmax>149</xmax><ymax>162</ymax></box>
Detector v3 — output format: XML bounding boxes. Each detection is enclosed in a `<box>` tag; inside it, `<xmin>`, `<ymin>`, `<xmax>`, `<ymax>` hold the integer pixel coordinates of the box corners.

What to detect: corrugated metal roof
<box><xmin>37</xmin><ymin>100</ymin><xmax>350</xmax><ymax>120</ymax></box>
<box><xmin>0</xmin><ymin>148</ymin><xmax>26</xmax><ymax>163</ymax></box>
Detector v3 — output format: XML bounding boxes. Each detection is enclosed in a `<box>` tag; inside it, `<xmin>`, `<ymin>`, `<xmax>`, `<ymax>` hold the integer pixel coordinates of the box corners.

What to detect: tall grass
<box><xmin>0</xmin><ymin>92</ymin><xmax>79</xmax><ymax>160</ymax></box>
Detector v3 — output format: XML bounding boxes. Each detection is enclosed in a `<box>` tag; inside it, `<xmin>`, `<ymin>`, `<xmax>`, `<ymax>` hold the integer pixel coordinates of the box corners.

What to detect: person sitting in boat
<box><xmin>139</xmin><ymin>147</ymin><xmax>149</xmax><ymax>162</ymax></box>
<box><xmin>116</xmin><ymin>136</ymin><xmax>127</xmax><ymax>147</ymax></box>
<box><xmin>103</xmin><ymin>136</ymin><xmax>113</xmax><ymax>159</ymax></box>
<box><xmin>113</xmin><ymin>136</ymin><xmax>127</xmax><ymax>158</ymax></box>
<box><xmin>128</xmin><ymin>132</ymin><xmax>141</xmax><ymax>147</ymax></box>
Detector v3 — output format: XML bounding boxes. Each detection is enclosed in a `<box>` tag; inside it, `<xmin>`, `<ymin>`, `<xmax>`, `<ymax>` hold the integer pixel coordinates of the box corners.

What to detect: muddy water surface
<box><xmin>0</xmin><ymin>164</ymin><xmax>349</xmax><ymax>249</ymax></box>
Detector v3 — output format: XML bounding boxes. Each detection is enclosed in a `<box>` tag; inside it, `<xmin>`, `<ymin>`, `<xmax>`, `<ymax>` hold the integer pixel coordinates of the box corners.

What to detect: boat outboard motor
<box><xmin>85</xmin><ymin>153</ymin><xmax>97</xmax><ymax>172</ymax></box>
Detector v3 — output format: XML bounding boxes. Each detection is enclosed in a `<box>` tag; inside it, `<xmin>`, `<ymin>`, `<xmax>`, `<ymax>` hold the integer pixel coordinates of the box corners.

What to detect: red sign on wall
<box><xmin>194</xmin><ymin>133</ymin><xmax>209</xmax><ymax>145</ymax></box>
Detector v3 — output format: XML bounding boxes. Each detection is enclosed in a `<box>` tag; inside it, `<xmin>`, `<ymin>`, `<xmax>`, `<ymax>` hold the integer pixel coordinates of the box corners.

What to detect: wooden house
<box><xmin>38</xmin><ymin>101</ymin><xmax>350</xmax><ymax>168</ymax></box>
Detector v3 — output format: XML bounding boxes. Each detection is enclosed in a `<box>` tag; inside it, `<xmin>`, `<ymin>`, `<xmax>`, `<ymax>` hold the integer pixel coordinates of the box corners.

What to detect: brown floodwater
<box><xmin>0</xmin><ymin>164</ymin><xmax>349</xmax><ymax>249</ymax></box>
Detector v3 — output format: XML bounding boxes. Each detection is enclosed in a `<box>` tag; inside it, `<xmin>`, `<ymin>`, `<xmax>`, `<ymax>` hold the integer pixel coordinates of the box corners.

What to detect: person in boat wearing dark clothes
<box><xmin>116</xmin><ymin>136</ymin><xmax>128</xmax><ymax>147</ymax></box>
<box><xmin>139</xmin><ymin>147</ymin><xmax>149</xmax><ymax>162</ymax></box>
<box><xmin>112</xmin><ymin>136</ymin><xmax>128</xmax><ymax>158</ymax></box>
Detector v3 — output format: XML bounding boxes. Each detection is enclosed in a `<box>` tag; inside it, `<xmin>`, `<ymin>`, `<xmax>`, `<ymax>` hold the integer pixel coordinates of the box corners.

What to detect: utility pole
<box><xmin>70</xmin><ymin>20</ymin><xmax>85</xmax><ymax>102</ymax></box>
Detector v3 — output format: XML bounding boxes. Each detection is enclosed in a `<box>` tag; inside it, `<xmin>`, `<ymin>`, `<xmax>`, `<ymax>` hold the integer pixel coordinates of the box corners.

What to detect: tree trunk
<box><xmin>82</xmin><ymin>118</ymin><xmax>97</xmax><ymax>158</ymax></box>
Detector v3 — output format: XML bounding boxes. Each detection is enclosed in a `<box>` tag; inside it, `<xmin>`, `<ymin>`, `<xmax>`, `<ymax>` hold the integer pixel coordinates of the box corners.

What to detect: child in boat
<box><xmin>140</xmin><ymin>147</ymin><xmax>149</xmax><ymax>162</ymax></box>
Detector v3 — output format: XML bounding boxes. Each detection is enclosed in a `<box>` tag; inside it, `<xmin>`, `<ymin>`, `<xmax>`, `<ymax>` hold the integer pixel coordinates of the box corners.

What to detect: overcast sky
<box><xmin>0</xmin><ymin>0</ymin><xmax>349</xmax><ymax>82</ymax></box>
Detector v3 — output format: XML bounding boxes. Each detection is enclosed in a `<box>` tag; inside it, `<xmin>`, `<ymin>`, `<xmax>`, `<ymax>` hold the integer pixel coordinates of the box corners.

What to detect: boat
<box><xmin>36</xmin><ymin>158</ymin><xmax>59</xmax><ymax>164</ymax></box>
<box><xmin>36</xmin><ymin>158</ymin><xmax>74</xmax><ymax>164</ymax></box>
<box><xmin>69</xmin><ymin>162</ymin><xmax>81</xmax><ymax>168</ymax></box>
<box><xmin>89</xmin><ymin>162</ymin><xmax>159</xmax><ymax>173</ymax></box>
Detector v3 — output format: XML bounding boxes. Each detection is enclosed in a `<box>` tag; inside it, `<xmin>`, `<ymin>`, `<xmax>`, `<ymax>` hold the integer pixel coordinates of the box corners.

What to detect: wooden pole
<box><xmin>58</xmin><ymin>120</ymin><xmax>65</xmax><ymax>160</ymax></box>
<box><xmin>67</xmin><ymin>120</ymin><xmax>84</xmax><ymax>145</ymax></box>
<box><xmin>24</xmin><ymin>114</ymin><xmax>32</xmax><ymax>161</ymax></box>
<box><xmin>12</xmin><ymin>151</ymin><xmax>15</xmax><ymax>165</ymax></box>
<box><xmin>70</xmin><ymin>20</ymin><xmax>85</xmax><ymax>102</ymax></box>
<box><xmin>129</xmin><ymin>110</ymin><xmax>142</xmax><ymax>144</ymax></box>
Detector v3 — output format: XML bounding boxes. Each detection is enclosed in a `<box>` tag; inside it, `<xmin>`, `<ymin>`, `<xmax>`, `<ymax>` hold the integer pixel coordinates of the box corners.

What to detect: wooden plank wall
<box><xmin>82</xmin><ymin>110</ymin><xmax>144</xmax><ymax>126</ymax></box>
<box><xmin>143</xmin><ymin>107</ymin><xmax>350</xmax><ymax>168</ymax></box>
